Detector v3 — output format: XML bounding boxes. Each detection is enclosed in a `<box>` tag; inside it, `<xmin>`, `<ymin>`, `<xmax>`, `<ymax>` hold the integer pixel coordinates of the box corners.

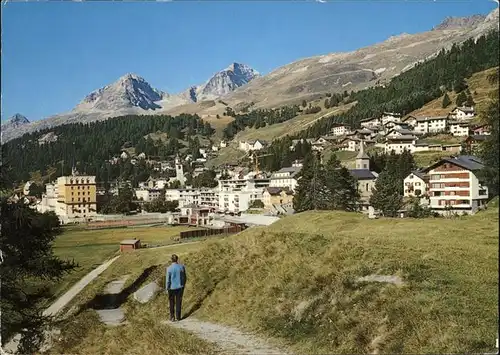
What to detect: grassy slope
<box><xmin>408</xmin><ymin>66</ymin><xmax>498</xmax><ymax>121</ymax></box>
<box><xmin>51</xmin><ymin>209</ymin><xmax>498</xmax><ymax>354</ymax></box>
<box><xmin>179</xmin><ymin>208</ymin><xmax>499</xmax><ymax>354</ymax></box>
<box><xmin>48</xmin><ymin>241</ymin><xmax>220</xmax><ymax>355</ymax></box>
<box><xmin>49</xmin><ymin>225</ymin><xmax>191</xmax><ymax>302</ymax></box>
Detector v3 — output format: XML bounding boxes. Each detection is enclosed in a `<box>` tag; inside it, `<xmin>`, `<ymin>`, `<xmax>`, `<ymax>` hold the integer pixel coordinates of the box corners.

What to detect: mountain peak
<box><xmin>76</xmin><ymin>74</ymin><xmax>164</xmax><ymax>111</ymax></box>
<box><xmin>433</xmin><ymin>14</ymin><xmax>486</xmax><ymax>31</ymax></box>
<box><xmin>7</xmin><ymin>113</ymin><xmax>30</xmax><ymax>124</ymax></box>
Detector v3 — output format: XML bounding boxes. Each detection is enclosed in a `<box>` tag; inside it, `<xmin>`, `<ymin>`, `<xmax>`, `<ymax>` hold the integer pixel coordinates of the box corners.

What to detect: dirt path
<box><xmin>165</xmin><ymin>318</ymin><xmax>291</xmax><ymax>355</ymax></box>
<box><xmin>44</xmin><ymin>255</ymin><xmax>121</xmax><ymax>317</ymax></box>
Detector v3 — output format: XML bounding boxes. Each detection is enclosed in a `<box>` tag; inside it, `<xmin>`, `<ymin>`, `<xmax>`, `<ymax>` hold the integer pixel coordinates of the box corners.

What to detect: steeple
<box><xmin>355</xmin><ymin>140</ymin><xmax>370</xmax><ymax>170</ymax></box>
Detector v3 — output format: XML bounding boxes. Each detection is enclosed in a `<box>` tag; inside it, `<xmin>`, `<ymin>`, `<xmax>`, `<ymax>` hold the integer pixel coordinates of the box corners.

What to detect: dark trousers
<box><xmin>168</xmin><ymin>287</ymin><xmax>184</xmax><ymax>320</ymax></box>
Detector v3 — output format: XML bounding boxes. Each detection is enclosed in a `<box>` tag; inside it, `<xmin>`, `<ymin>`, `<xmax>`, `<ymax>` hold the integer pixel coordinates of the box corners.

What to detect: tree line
<box><xmin>2</xmin><ymin>113</ymin><xmax>215</xmax><ymax>188</ymax></box>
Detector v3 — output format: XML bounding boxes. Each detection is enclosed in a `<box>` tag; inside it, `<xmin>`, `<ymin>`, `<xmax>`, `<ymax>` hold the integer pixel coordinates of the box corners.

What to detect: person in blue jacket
<box><xmin>166</xmin><ymin>254</ymin><xmax>187</xmax><ymax>321</ymax></box>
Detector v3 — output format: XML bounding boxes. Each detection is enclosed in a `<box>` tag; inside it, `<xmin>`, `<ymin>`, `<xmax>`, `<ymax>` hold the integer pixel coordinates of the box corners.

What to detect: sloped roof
<box><xmin>349</xmin><ymin>169</ymin><xmax>377</xmax><ymax>180</ymax></box>
<box><xmin>422</xmin><ymin>155</ymin><xmax>484</xmax><ymax>172</ymax></box>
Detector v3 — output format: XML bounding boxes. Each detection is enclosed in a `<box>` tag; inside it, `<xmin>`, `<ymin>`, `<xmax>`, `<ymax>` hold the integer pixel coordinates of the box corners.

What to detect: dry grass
<box><xmin>413</xmin><ymin>151</ymin><xmax>454</xmax><ymax>168</ymax></box>
<box><xmin>48</xmin><ymin>241</ymin><xmax>220</xmax><ymax>355</ymax></box>
<box><xmin>420</xmin><ymin>134</ymin><xmax>462</xmax><ymax>145</ymax></box>
<box><xmin>179</xmin><ymin>208</ymin><xmax>498</xmax><ymax>354</ymax></box>
<box><xmin>408</xmin><ymin>66</ymin><xmax>498</xmax><ymax>119</ymax></box>
<box><xmin>49</xmin><ymin>225</ymin><xmax>192</xmax><ymax>302</ymax></box>
<box><xmin>50</xmin><ymin>209</ymin><xmax>498</xmax><ymax>354</ymax></box>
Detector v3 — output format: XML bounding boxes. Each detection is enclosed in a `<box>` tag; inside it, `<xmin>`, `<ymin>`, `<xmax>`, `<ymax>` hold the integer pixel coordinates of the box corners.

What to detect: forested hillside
<box><xmin>2</xmin><ymin>114</ymin><xmax>214</xmax><ymax>186</ymax></box>
<box><xmin>258</xmin><ymin>30</ymin><xmax>499</xmax><ymax>171</ymax></box>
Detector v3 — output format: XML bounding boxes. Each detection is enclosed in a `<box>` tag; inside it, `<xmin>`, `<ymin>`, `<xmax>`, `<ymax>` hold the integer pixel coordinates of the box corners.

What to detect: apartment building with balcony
<box><xmin>422</xmin><ymin>155</ymin><xmax>488</xmax><ymax>215</ymax></box>
<box><xmin>165</xmin><ymin>188</ymin><xmax>218</xmax><ymax>209</ymax></box>
<box><xmin>218</xmin><ymin>178</ymin><xmax>270</xmax><ymax>213</ymax></box>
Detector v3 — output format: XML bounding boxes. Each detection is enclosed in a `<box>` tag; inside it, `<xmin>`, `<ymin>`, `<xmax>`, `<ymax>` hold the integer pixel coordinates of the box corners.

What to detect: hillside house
<box><xmin>120</xmin><ymin>151</ymin><xmax>129</xmax><ymax>159</ymax></box>
<box><xmin>385</xmin><ymin>135</ymin><xmax>418</xmax><ymax>154</ymax></box>
<box><xmin>269</xmin><ymin>166</ymin><xmax>301</xmax><ymax>191</ymax></box>
<box><xmin>348</xmin><ymin>145</ymin><xmax>378</xmax><ymax>210</ymax></box>
<box><xmin>403</xmin><ymin>171</ymin><xmax>429</xmax><ymax>198</ymax></box>
<box><xmin>383</xmin><ymin>121</ymin><xmax>411</xmax><ymax>131</ymax></box>
<box><xmin>212</xmin><ymin>145</ymin><xmax>219</xmax><ymax>152</ymax></box>
<box><xmin>449</xmin><ymin>106</ymin><xmax>475</xmax><ymax>121</ymax></box>
<box><xmin>384</xmin><ymin>128</ymin><xmax>417</xmax><ymax>139</ymax></box>
<box><xmin>338</xmin><ymin>137</ymin><xmax>375</xmax><ymax>152</ymax></box>
<box><xmin>239</xmin><ymin>139</ymin><xmax>268</xmax><ymax>152</ymax></box>
<box><xmin>360</xmin><ymin>117</ymin><xmax>381</xmax><ymax>128</ymax></box>
<box><xmin>330</xmin><ymin>124</ymin><xmax>351</xmax><ymax>136</ymax></box>
<box><xmin>414</xmin><ymin>116</ymin><xmax>448</xmax><ymax>134</ymax></box>
<box><xmin>422</xmin><ymin>155</ymin><xmax>488</xmax><ymax>215</ymax></box>
<box><xmin>262</xmin><ymin>187</ymin><xmax>294</xmax><ymax>210</ymax></box>
<box><xmin>448</xmin><ymin>121</ymin><xmax>470</xmax><ymax>137</ymax></box>
<box><xmin>352</xmin><ymin>128</ymin><xmax>375</xmax><ymax>140</ymax></box>
<box><xmin>403</xmin><ymin>116</ymin><xmax>418</xmax><ymax>127</ymax></box>
<box><xmin>220</xmin><ymin>140</ymin><xmax>228</xmax><ymax>148</ymax></box>
<box><xmin>381</xmin><ymin>112</ymin><xmax>402</xmax><ymax>125</ymax></box>
<box><xmin>471</xmin><ymin>124</ymin><xmax>491</xmax><ymax>135</ymax></box>
<box><xmin>138</xmin><ymin>152</ymin><xmax>146</xmax><ymax>159</ymax></box>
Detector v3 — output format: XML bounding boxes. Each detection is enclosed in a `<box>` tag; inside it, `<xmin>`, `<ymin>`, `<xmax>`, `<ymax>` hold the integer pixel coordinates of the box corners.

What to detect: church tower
<box><xmin>355</xmin><ymin>140</ymin><xmax>370</xmax><ymax>170</ymax></box>
<box><xmin>175</xmin><ymin>155</ymin><xmax>185</xmax><ymax>186</ymax></box>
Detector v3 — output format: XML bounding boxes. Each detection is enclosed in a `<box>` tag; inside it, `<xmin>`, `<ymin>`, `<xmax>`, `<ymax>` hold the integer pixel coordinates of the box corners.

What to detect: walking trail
<box><xmin>165</xmin><ymin>318</ymin><xmax>291</xmax><ymax>355</ymax></box>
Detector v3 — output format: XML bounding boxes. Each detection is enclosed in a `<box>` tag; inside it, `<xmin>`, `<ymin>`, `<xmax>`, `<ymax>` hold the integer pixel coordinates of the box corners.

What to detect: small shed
<box><xmin>120</xmin><ymin>239</ymin><xmax>141</xmax><ymax>252</ymax></box>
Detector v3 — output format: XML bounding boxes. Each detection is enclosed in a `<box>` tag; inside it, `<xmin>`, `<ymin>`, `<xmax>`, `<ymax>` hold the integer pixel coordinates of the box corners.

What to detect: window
<box><xmin>365</xmin><ymin>183</ymin><xmax>369</xmax><ymax>192</ymax></box>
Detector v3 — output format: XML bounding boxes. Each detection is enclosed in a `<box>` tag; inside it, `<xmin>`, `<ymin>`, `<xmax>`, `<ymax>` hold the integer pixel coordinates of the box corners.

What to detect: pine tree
<box><xmin>369</xmin><ymin>155</ymin><xmax>403</xmax><ymax>217</ymax></box>
<box><xmin>466</xmin><ymin>94</ymin><xmax>475</xmax><ymax>107</ymax></box>
<box><xmin>293</xmin><ymin>152</ymin><xmax>328</xmax><ymax>212</ymax></box>
<box><xmin>441</xmin><ymin>93</ymin><xmax>451</xmax><ymax>108</ymax></box>
<box><xmin>302</xmin><ymin>100</ymin><xmax>307</xmax><ymax>108</ymax></box>
<box><xmin>324</xmin><ymin>99</ymin><xmax>330</xmax><ymax>109</ymax></box>
<box><xmin>324</xmin><ymin>154</ymin><xmax>360</xmax><ymax>211</ymax></box>
<box><xmin>456</xmin><ymin>91</ymin><xmax>468</xmax><ymax>107</ymax></box>
<box><xmin>453</xmin><ymin>78</ymin><xmax>468</xmax><ymax>93</ymax></box>
<box><xmin>0</xmin><ymin>193</ymin><xmax>77</xmax><ymax>353</ymax></box>
<box><xmin>478</xmin><ymin>96</ymin><xmax>499</xmax><ymax>197</ymax></box>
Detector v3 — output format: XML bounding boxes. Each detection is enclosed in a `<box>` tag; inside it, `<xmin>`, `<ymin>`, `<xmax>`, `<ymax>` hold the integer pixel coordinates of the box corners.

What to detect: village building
<box><xmin>134</xmin><ymin>188</ymin><xmax>163</xmax><ymax>202</ymax></box>
<box><xmin>403</xmin><ymin>171</ymin><xmax>429</xmax><ymax>198</ymax></box>
<box><xmin>380</xmin><ymin>112</ymin><xmax>402</xmax><ymax>125</ymax></box>
<box><xmin>448</xmin><ymin>121</ymin><xmax>470</xmax><ymax>137</ymax></box>
<box><xmin>165</xmin><ymin>188</ymin><xmax>218</xmax><ymax>209</ymax></box>
<box><xmin>360</xmin><ymin>117</ymin><xmax>381</xmax><ymax>129</ymax></box>
<box><xmin>262</xmin><ymin>187</ymin><xmax>294</xmax><ymax>210</ymax></box>
<box><xmin>239</xmin><ymin>139</ymin><xmax>268</xmax><ymax>152</ymax></box>
<box><xmin>385</xmin><ymin>135</ymin><xmax>418</xmax><ymax>154</ymax></box>
<box><xmin>120</xmin><ymin>239</ymin><xmax>141</xmax><ymax>252</ymax></box>
<box><xmin>414</xmin><ymin>116</ymin><xmax>448</xmax><ymax>134</ymax></box>
<box><xmin>463</xmin><ymin>135</ymin><xmax>488</xmax><ymax>153</ymax></box>
<box><xmin>48</xmin><ymin>170</ymin><xmax>97</xmax><ymax>224</ymax></box>
<box><xmin>330</xmin><ymin>123</ymin><xmax>351</xmax><ymax>136</ymax></box>
<box><xmin>449</xmin><ymin>106</ymin><xmax>475</xmax><ymax>121</ymax></box>
<box><xmin>220</xmin><ymin>140</ymin><xmax>228</xmax><ymax>148</ymax></box>
<box><xmin>422</xmin><ymin>155</ymin><xmax>489</xmax><ymax>215</ymax></box>
<box><xmin>471</xmin><ymin>124</ymin><xmax>491</xmax><ymax>135</ymax></box>
<box><xmin>269</xmin><ymin>166</ymin><xmax>301</xmax><ymax>191</ymax></box>
<box><xmin>217</xmin><ymin>178</ymin><xmax>270</xmax><ymax>213</ymax></box>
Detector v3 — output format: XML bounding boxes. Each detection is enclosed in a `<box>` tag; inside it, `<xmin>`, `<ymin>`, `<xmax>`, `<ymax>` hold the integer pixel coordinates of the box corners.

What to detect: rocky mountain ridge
<box><xmin>3</xmin><ymin>8</ymin><xmax>498</xmax><ymax>143</ymax></box>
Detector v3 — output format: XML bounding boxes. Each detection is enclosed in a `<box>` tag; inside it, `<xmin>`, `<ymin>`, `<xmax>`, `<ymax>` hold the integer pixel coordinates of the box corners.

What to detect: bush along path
<box><xmin>163</xmin><ymin>317</ymin><xmax>291</xmax><ymax>355</ymax></box>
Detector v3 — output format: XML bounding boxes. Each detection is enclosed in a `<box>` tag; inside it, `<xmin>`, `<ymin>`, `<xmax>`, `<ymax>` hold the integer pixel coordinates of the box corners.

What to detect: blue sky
<box><xmin>1</xmin><ymin>1</ymin><xmax>496</xmax><ymax>122</ymax></box>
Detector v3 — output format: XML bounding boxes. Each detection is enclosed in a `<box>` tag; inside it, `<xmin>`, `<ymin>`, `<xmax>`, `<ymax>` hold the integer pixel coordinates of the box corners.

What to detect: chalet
<box><xmin>463</xmin><ymin>135</ymin><xmax>488</xmax><ymax>152</ymax></box>
<box><xmin>448</xmin><ymin>120</ymin><xmax>470</xmax><ymax>137</ymax></box>
<box><xmin>352</xmin><ymin>128</ymin><xmax>376</xmax><ymax>140</ymax></box>
<box><xmin>421</xmin><ymin>155</ymin><xmax>488</xmax><ymax>215</ymax></box>
<box><xmin>449</xmin><ymin>106</ymin><xmax>475</xmax><ymax>121</ymax></box>
<box><xmin>330</xmin><ymin>123</ymin><xmax>351</xmax><ymax>136</ymax></box>
<box><xmin>383</xmin><ymin>121</ymin><xmax>411</xmax><ymax>131</ymax></box>
<box><xmin>385</xmin><ymin>135</ymin><xmax>418</xmax><ymax>154</ymax></box>
<box><xmin>220</xmin><ymin>140</ymin><xmax>228</xmax><ymax>148</ymax></box>
<box><xmin>360</xmin><ymin>117</ymin><xmax>381</xmax><ymax>128</ymax></box>
<box><xmin>385</xmin><ymin>128</ymin><xmax>417</xmax><ymax>138</ymax></box>
<box><xmin>120</xmin><ymin>151</ymin><xmax>129</xmax><ymax>159</ymax></box>
<box><xmin>414</xmin><ymin>116</ymin><xmax>448</xmax><ymax>134</ymax></box>
<box><xmin>269</xmin><ymin>166</ymin><xmax>301</xmax><ymax>191</ymax></box>
<box><xmin>212</xmin><ymin>145</ymin><xmax>219</xmax><ymax>152</ymax></box>
<box><xmin>338</xmin><ymin>137</ymin><xmax>375</xmax><ymax>152</ymax></box>
<box><xmin>471</xmin><ymin>124</ymin><xmax>491</xmax><ymax>136</ymax></box>
<box><xmin>380</xmin><ymin>112</ymin><xmax>402</xmax><ymax>125</ymax></box>
<box><xmin>403</xmin><ymin>170</ymin><xmax>429</xmax><ymax>198</ymax></box>
<box><xmin>138</xmin><ymin>152</ymin><xmax>146</xmax><ymax>159</ymax></box>
<box><xmin>348</xmin><ymin>145</ymin><xmax>378</xmax><ymax>210</ymax></box>
<box><xmin>262</xmin><ymin>187</ymin><xmax>294</xmax><ymax>210</ymax></box>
